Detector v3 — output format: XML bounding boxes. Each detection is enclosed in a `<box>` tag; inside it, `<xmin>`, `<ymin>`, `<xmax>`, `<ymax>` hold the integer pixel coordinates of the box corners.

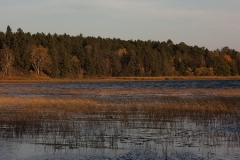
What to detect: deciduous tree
<box><xmin>29</xmin><ymin>45</ymin><xmax>51</xmax><ymax>75</ymax></box>
<box><xmin>0</xmin><ymin>45</ymin><xmax>14</xmax><ymax>75</ymax></box>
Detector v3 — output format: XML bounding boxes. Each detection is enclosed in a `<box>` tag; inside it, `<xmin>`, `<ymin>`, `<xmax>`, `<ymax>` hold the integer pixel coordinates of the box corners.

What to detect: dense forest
<box><xmin>0</xmin><ymin>25</ymin><xmax>240</xmax><ymax>78</ymax></box>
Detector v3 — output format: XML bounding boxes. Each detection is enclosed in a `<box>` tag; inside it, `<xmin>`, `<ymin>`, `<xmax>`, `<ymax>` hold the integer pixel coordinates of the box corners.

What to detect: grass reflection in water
<box><xmin>0</xmin><ymin>95</ymin><xmax>240</xmax><ymax>159</ymax></box>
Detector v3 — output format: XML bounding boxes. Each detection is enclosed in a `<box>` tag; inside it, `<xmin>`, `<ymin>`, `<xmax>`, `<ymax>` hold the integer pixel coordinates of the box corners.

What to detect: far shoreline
<box><xmin>0</xmin><ymin>76</ymin><xmax>240</xmax><ymax>83</ymax></box>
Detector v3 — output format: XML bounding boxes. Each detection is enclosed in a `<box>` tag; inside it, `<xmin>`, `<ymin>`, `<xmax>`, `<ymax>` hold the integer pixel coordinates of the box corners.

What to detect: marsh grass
<box><xmin>0</xmin><ymin>94</ymin><xmax>240</xmax><ymax>156</ymax></box>
<box><xmin>0</xmin><ymin>96</ymin><xmax>239</xmax><ymax>128</ymax></box>
<box><xmin>1</xmin><ymin>75</ymin><xmax>240</xmax><ymax>83</ymax></box>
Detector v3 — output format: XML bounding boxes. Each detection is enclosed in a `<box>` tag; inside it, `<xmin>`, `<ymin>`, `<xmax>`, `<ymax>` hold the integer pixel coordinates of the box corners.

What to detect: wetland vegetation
<box><xmin>0</xmin><ymin>80</ymin><xmax>240</xmax><ymax>159</ymax></box>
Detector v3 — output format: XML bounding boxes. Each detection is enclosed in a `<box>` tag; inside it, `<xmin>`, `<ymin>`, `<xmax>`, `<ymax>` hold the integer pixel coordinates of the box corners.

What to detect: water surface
<box><xmin>0</xmin><ymin>80</ymin><xmax>240</xmax><ymax>160</ymax></box>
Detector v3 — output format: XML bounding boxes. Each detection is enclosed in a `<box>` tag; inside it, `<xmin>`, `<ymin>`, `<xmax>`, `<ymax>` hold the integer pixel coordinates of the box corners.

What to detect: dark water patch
<box><xmin>1</xmin><ymin>80</ymin><xmax>240</xmax><ymax>99</ymax></box>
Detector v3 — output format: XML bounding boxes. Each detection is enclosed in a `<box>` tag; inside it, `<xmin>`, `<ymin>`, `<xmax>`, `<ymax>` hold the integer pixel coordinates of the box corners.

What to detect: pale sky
<box><xmin>0</xmin><ymin>0</ymin><xmax>240</xmax><ymax>51</ymax></box>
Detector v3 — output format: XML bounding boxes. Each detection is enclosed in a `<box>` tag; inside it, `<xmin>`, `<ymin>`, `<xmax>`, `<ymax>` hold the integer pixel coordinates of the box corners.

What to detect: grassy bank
<box><xmin>1</xmin><ymin>75</ymin><xmax>240</xmax><ymax>83</ymax></box>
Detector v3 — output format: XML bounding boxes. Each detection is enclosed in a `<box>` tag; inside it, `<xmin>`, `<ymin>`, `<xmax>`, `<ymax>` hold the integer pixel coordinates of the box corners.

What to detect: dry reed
<box><xmin>0</xmin><ymin>95</ymin><xmax>239</xmax><ymax>152</ymax></box>
<box><xmin>0</xmin><ymin>96</ymin><xmax>239</xmax><ymax>124</ymax></box>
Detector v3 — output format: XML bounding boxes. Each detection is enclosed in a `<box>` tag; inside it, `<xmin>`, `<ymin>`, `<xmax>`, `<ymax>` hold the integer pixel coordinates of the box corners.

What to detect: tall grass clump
<box><xmin>0</xmin><ymin>96</ymin><xmax>239</xmax><ymax>129</ymax></box>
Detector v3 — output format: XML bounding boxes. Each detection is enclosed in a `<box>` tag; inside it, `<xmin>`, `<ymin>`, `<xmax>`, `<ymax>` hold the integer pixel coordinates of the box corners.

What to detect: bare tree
<box><xmin>0</xmin><ymin>46</ymin><xmax>14</xmax><ymax>76</ymax></box>
<box><xmin>29</xmin><ymin>45</ymin><xmax>51</xmax><ymax>75</ymax></box>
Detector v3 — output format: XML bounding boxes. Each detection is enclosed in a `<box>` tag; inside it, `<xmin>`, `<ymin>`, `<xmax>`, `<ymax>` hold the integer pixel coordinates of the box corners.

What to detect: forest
<box><xmin>0</xmin><ymin>25</ymin><xmax>240</xmax><ymax>78</ymax></box>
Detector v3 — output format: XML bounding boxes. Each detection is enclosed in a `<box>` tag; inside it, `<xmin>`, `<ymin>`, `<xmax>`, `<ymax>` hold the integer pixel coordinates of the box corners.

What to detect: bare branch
<box><xmin>0</xmin><ymin>47</ymin><xmax>14</xmax><ymax>76</ymax></box>
<box><xmin>29</xmin><ymin>45</ymin><xmax>51</xmax><ymax>75</ymax></box>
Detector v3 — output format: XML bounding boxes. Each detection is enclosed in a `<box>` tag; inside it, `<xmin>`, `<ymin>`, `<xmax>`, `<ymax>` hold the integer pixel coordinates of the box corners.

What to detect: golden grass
<box><xmin>108</xmin><ymin>76</ymin><xmax>240</xmax><ymax>81</ymax></box>
<box><xmin>0</xmin><ymin>97</ymin><xmax>99</xmax><ymax>114</ymax></box>
<box><xmin>0</xmin><ymin>78</ymin><xmax>239</xmax><ymax>122</ymax></box>
<box><xmin>1</xmin><ymin>85</ymin><xmax>238</xmax><ymax>100</ymax></box>
<box><xmin>0</xmin><ymin>96</ymin><xmax>239</xmax><ymax>118</ymax></box>
<box><xmin>1</xmin><ymin>75</ymin><xmax>240</xmax><ymax>83</ymax></box>
<box><xmin>0</xmin><ymin>83</ymin><xmax>239</xmax><ymax>117</ymax></box>
<box><xmin>0</xmin><ymin>96</ymin><xmax>239</xmax><ymax>138</ymax></box>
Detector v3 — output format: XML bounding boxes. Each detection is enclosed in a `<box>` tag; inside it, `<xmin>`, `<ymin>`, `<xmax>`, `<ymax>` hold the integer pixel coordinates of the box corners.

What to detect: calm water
<box><xmin>0</xmin><ymin>80</ymin><xmax>240</xmax><ymax>159</ymax></box>
<box><xmin>0</xmin><ymin>80</ymin><xmax>240</xmax><ymax>98</ymax></box>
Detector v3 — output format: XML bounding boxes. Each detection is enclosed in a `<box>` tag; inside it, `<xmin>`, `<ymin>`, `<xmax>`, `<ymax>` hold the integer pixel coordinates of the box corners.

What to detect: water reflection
<box><xmin>0</xmin><ymin>80</ymin><xmax>240</xmax><ymax>98</ymax></box>
<box><xmin>0</xmin><ymin>80</ymin><xmax>240</xmax><ymax>159</ymax></box>
<box><xmin>1</xmin><ymin>113</ymin><xmax>240</xmax><ymax>159</ymax></box>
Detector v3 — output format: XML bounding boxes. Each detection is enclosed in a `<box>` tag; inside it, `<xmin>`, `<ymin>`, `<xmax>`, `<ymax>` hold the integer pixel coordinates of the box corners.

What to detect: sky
<box><xmin>0</xmin><ymin>0</ymin><xmax>240</xmax><ymax>51</ymax></box>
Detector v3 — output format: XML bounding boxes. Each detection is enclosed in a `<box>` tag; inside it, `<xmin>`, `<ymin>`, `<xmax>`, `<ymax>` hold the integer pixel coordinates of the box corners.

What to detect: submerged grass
<box><xmin>0</xmin><ymin>95</ymin><xmax>240</xmax><ymax>157</ymax></box>
<box><xmin>0</xmin><ymin>96</ymin><xmax>239</xmax><ymax>125</ymax></box>
<box><xmin>1</xmin><ymin>80</ymin><xmax>240</xmax><ymax>159</ymax></box>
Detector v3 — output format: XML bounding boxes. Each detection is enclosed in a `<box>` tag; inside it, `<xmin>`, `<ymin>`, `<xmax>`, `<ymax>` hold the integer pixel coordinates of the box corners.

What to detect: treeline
<box><xmin>0</xmin><ymin>25</ymin><xmax>240</xmax><ymax>78</ymax></box>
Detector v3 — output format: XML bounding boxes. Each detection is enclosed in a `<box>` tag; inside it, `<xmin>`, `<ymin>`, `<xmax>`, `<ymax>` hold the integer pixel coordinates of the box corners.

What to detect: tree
<box><xmin>83</xmin><ymin>52</ymin><xmax>96</xmax><ymax>77</ymax></box>
<box><xmin>29</xmin><ymin>45</ymin><xmax>51</xmax><ymax>75</ymax></box>
<box><xmin>5</xmin><ymin>25</ymin><xmax>13</xmax><ymax>48</ymax></box>
<box><xmin>0</xmin><ymin>45</ymin><xmax>14</xmax><ymax>76</ymax></box>
<box><xmin>214</xmin><ymin>57</ymin><xmax>231</xmax><ymax>76</ymax></box>
<box><xmin>47</xmin><ymin>34</ymin><xmax>60</xmax><ymax>78</ymax></box>
<box><xmin>72</xmin><ymin>55</ymin><xmax>83</xmax><ymax>78</ymax></box>
<box><xmin>58</xmin><ymin>43</ymin><xmax>72</xmax><ymax>77</ymax></box>
<box><xmin>1</xmin><ymin>25</ymin><xmax>240</xmax><ymax>78</ymax></box>
<box><xmin>15</xmin><ymin>28</ymin><xmax>31</xmax><ymax>70</ymax></box>
<box><xmin>110</xmin><ymin>51</ymin><xmax>122</xmax><ymax>76</ymax></box>
<box><xmin>0</xmin><ymin>31</ymin><xmax>5</xmax><ymax>49</ymax></box>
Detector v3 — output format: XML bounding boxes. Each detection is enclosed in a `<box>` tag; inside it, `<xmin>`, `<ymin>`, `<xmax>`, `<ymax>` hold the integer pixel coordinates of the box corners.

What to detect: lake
<box><xmin>0</xmin><ymin>80</ymin><xmax>240</xmax><ymax>160</ymax></box>
<box><xmin>1</xmin><ymin>80</ymin><xmax>240</xmax><ymax>98</ymax></box>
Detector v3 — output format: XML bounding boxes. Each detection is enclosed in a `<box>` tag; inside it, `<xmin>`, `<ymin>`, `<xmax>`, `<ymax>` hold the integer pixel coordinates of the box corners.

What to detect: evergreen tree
<box><xmin>47</xmin><ymin>34</ymin><xmax>60</xmax><ymax>78</ymax></box>
<box><xmin>5</xmin><ymin>25</ymin><xmax>13</xmax><ymax>49</ymax></box>
<box><xmin>59</xmin><ymin>43</ymin><xmax>72</xmax><ymax>77</ymax></box>
<box><xmin>83</xmin><ymin>52</ymin><xmax>96</xmax><ymax>77</ymax></box>
<box><xmin>15</xmin><ymin>28</ymin><xmax>30</xmax><ymax>70</ymax></box>
<box><xmin>0</xmin><ymin>31</ymin><xmax>5</xmax><ymax>49</ymax></box>
<box><xmin>0</xmin><ymin>25</ymin><xmax>239</xmax><ymax>78</ymax></box>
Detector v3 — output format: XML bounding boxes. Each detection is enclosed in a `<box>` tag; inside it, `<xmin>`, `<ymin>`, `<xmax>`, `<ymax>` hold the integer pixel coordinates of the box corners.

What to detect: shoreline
<box><xmin>0</xmin><ymin>76</ymin><xmax>240</xmax><ymax>83</ymax></box>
